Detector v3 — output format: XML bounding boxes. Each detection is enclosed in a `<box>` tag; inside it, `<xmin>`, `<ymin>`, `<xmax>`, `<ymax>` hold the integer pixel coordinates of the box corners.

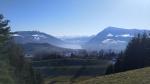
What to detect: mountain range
<box><xmin>83</xmin><ymin>27</ymin><xmax>149</xmax><ymax>51</ymax></box>
<box><xmin>13</xmin><ymin>27</ymin><xmax>150</xmax><ymax>52</ymax></box>
<box><xmin>13</xmin><ymin>31</ymin><xmax>65</xmax><ymax>47</ymax></box>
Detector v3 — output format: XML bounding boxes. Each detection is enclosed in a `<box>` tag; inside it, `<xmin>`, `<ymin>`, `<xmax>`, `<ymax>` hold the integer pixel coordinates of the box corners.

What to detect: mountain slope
<box><xmin>83</xmin><ymin>27</ymin><xmax>149</xmax><ymax>51</ymax></box>
<box><xmin>21</xmin><ymin>43</ymin><xmax>72</xmax><ymax>55</ymax></box>
<box><xmin>13</xmin><ymin>31</ymin><xmax>85</xmax><ymax>49</ymax></box>
<box><xmin>13</xmin><ymin>31</ymin><xmax>65</xmax><ymax>47</ymax></box>
<box><xmin>59</xmin><ymin>36</ymin><xmax>94</xmax><ymax>45</ymax></box>
<box><xmin>58</xmin><ymin>36</ymin><xmax>94</xmax><ymax>49</ymax></box>
<box><xmin>78</xmin><ymin>67</ymin><xmax>150</xmax><ymax>84</ymax></box>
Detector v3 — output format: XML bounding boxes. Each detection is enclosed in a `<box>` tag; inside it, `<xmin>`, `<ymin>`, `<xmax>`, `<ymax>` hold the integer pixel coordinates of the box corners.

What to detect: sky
<box><xmin>0</xmin><ymin>0</ymin><xmax>150</xmax><ymax>36</ymax></box>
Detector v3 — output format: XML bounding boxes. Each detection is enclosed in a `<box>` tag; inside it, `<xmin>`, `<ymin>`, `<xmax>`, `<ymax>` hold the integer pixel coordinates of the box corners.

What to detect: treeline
<box><xmin>115</xmin><ymin>33</ymin><xmax>150</xmax><ymax>71</ymax></box>
<box><xmin>32</xmin><ymin>49</ymin><xmax>117</xmax><ymax>61</ymax></box>
<box><xmin>0</xmin><ymin>14</ymin><xmax>43</xmax><ymax>84</ymax></box>
<box><xmin>106</xmin><ymin>32</ymin><xmax>150</xmax><ymax>74</ymax></box>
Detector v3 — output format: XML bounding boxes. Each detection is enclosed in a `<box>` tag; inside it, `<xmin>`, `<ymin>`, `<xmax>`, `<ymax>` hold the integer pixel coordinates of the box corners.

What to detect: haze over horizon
<box><xmin>0</xmin><ymin>0</ymin><xmax>150</xmax><ymax>36</ymax></box>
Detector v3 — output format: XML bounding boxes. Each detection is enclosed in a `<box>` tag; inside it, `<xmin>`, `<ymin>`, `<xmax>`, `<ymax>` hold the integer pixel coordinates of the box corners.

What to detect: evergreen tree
<box><xmin>115</xmin><ymin>32</ymin><xmax>150</xmax><ymax>72</ymax></box>
<box><xmin>8</xmin><ymin>42</ymin><xmax>44</xmax><ymax>84</ymax></box>
<box><xmin>0</xmin><ymin>14</ymin><xmax>15</xmax><ymax>84</ymax></box>
<box><xmin>0</xmin><ymin>14</ymin><xmax>43</xmax><ymax>84</ymax></box>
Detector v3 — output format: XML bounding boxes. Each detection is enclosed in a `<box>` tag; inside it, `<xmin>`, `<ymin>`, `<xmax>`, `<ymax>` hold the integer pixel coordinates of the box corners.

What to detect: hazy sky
<box><xmin>0</xmin><ymin>0</ymin><xmax>150</xmax><ymax>36</ymax></box>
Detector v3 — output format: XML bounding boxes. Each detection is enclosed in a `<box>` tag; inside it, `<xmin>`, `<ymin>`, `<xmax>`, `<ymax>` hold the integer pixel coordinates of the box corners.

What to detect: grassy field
<box><xmin>44</xmin><ymin>76</ymin><xmax>94</xmax><ymax>84</ymax></box>
<box><xmin>32</xmin><ymin>58</ymin><xmax>112</xmax><ymax>84</ymax></box>
<box><xmin>78</xmin><ymin>67</ymin><xmax>150</xmax><ymax>84</ymax></box>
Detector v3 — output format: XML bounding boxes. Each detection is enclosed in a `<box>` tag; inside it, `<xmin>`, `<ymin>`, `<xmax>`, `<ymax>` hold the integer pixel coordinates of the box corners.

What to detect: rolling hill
<box><xmin>78</xmin><ymin>67</ymin><xmax>150</xmax><ymax>84</ymax></box>
<box><xmin>21</xmin><ymin>43</ymin><xmax>72</xmax><ymax>56</ymax></box>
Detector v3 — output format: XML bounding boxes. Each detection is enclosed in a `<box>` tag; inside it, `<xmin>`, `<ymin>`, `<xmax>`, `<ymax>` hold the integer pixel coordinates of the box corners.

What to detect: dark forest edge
<box><xmin>0</xmin><ymin>14</ymin><xmax>43</xmax><ymax>84</ymax></box>
<box><xmin>106</xmin><ymin>32</ymin><xmax>150</xmax><ymax>74</ymax></box>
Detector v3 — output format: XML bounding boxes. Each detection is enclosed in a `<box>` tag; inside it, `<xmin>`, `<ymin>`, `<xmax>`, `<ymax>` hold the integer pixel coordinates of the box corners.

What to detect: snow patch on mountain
<box><xmin>121</xmin><ymin>34</ymin><xmax>133</xmax><ymax>37</ymax></box>
<box><xmin>102</xmin><ymin>39</ymin><xmax>126</xmax><ymax>44</ymax></box>
<box><xmin>115</xmin><ymin>34</ymin><xmax>133</xmax><ymax>38</ymax></box>
<box><xmin>107</xmin><ymin>33</ymin><xmax>114</xmax><ymax>37</ymax></box>
<box><xmin>102</xmin><ymin>39</ymin><xmax>114</xmax><ymax>43</ymax></box>
<box><xmin>12</xmin><ymin>34</ymin><xmax>23</xmax><ymax>37</ymax></box>
<box><xmin>32</xmin><ymin>34</ymin><xmax>48</xmax><ymax>40</ymax></box>
<box><xmin>32</xmin><ymin>34</ymin><xmax>39</xmax><ymax>37</ymax></box>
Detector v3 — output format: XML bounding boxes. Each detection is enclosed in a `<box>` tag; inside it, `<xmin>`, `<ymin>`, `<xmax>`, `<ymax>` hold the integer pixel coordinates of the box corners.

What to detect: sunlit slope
<box><xmin>78</xmin><ymin>67</ymin><xmax>150</xmax><ymax>84</ymax></box>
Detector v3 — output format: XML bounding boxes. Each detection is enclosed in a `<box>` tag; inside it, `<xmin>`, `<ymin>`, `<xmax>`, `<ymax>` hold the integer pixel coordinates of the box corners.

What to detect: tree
<box><xmin>105</xmin><ymin>64</ymin><xmax>114</xmax><ymax>75</ymax></box>
<box><xmin>8</xmin><ymin>42</ymin><xmax>44</xmax><ymax>84</ymax></box>
<box><xmin>0</xmin><ymin>14</ymin><xmax>43</xmax><ymax>84</ymax></box>
<box><xmin>0</xmin><ymin>14</ymin><xmax>15</xmax><ymax>84</ymax></box>
<box><xmin>115</xmin><ymin>32</ymin><xmax>150</xmax><ymax>72</ymax></box>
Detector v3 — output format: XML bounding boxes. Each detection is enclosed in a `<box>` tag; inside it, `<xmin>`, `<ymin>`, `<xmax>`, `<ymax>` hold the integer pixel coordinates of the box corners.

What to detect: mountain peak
<box><xmin>84</xmin><ymin>27</ymin><xmax>150</xmax><ymax>51</ymax></box>
<box><xmin>104</xmin><ymin>26</ymin><xmax>126</xmax><ymax>31</ymax></box>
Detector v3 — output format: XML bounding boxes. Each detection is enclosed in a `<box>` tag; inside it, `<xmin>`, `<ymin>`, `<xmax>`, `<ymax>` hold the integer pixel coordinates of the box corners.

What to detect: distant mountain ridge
<box><xmin>59</xmin><ymin>36</ymin><xmax>94</xmax><ymax>45</ymax></box>
<box><xmin>21</xmin><ymin>43</ymin><xmax>76</xmax><ymax>57</ymax></box>
<box><xmin>13</xmin><ymin>27</ymin><xmax>150</xmax><ymax>52</ymax></box>
<box><xmin>83</xmin><ymin>27</ymin><xmax>150</xmax><ymax>51</ymax></box>
<box><xmin>12</xmin><ymin>31</ymin><xmax>85</xmax><ymax>56</ymax></box>
<box><xmin>13</xmin><ymin>31</ymin><xmax>66</xmax><ymax>47</ymax></box>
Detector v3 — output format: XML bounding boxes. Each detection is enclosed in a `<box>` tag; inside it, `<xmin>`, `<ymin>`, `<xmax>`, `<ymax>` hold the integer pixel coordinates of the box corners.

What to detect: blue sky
<box><xmin>0</xmin><ymin>0</ymin><xmax>150</xmax><ymax>36</ymax></box>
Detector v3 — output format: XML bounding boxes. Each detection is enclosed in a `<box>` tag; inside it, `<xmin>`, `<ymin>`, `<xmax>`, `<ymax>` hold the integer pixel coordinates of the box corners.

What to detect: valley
<box><xmin>11</xmin><ymin>27</ymin><xmax>150</xmax><ymax>84</ymax></box>
<box><xmin>32</xmin><ymin>58</ymin><xmax>111</xmax><ymax>84</ymax></box>
<box><xmin>1</xmin><ymin>1</ymin><xmax>150</xmax><ymax>83</ymax></box>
